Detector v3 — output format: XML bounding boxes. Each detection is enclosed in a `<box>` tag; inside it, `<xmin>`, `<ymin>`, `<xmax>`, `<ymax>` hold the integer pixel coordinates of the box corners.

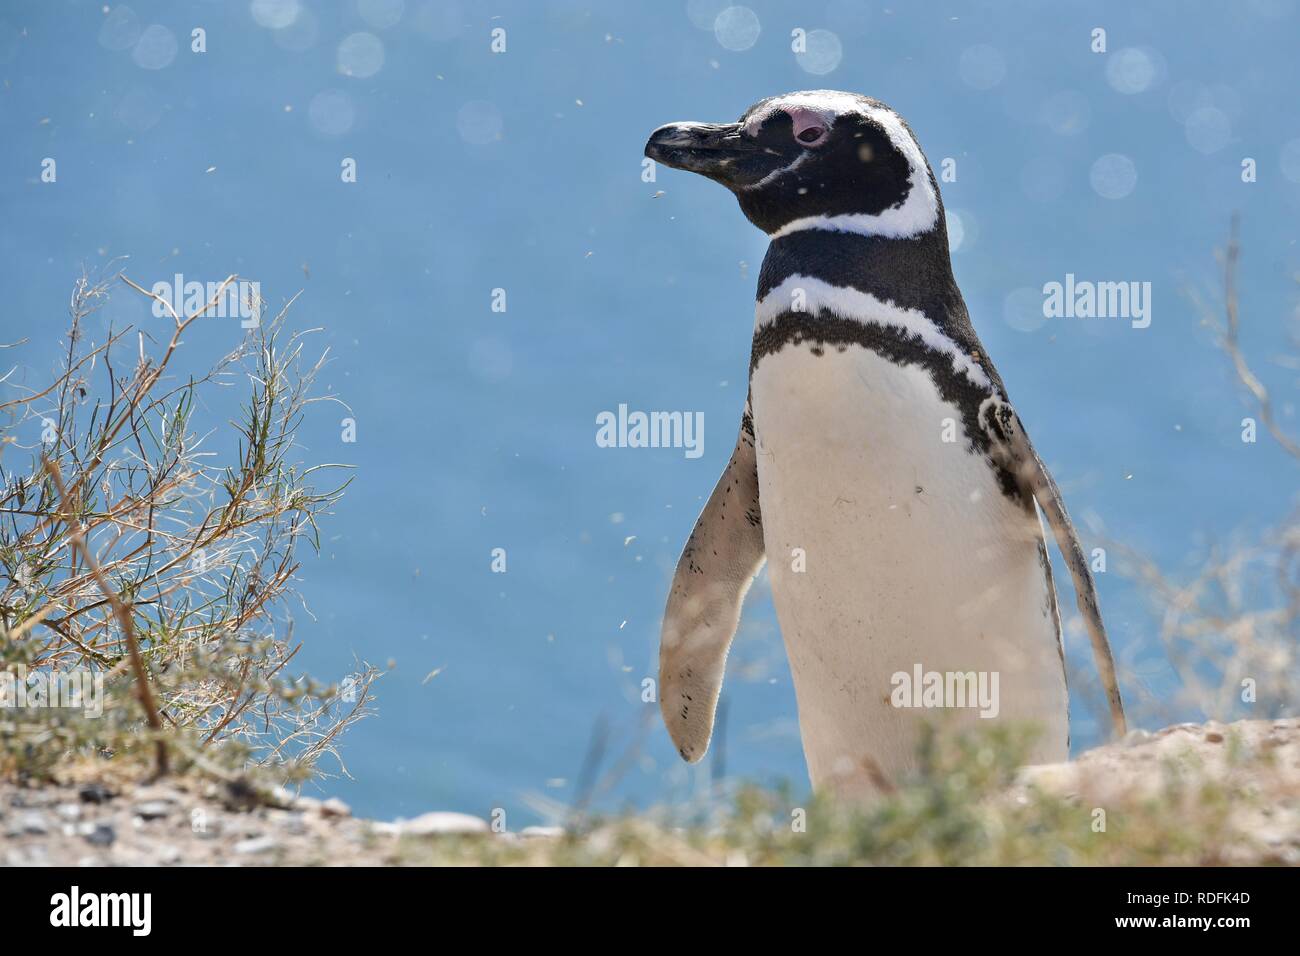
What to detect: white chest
<box><xmin>749</xmin><ymin>342</ymin><xmax>1067</xmax><ymax>792</ymax></box>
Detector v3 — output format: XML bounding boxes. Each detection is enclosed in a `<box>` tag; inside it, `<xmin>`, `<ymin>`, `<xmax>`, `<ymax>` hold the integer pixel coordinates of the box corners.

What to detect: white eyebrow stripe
<box><xmin>760</xmin><ymin>90</ymin><xmax>866</xmax><ymax>119</ymax></box>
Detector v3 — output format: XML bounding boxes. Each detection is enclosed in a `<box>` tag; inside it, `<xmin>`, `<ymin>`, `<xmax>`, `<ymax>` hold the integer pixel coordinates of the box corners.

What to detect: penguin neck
<box><xmin>755</xmin><ymin>226</ymin><xmax>965</xmax><ymax>331</ymax></box>
<box><xmin>751</xmin><ymin>224</ymin><xmax>1003</xmax><ymax>395</ymax></box>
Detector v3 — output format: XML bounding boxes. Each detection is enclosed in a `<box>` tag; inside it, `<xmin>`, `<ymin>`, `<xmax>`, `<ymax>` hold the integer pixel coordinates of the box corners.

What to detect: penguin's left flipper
<box><xmin>979</xmin><ymin>397</ymin><xmax>1128</xmax><ymax>739</ymax></box>
<box><xmin>658</xmin><ymin>403</ymin><xmax>766</xmax><ymax>763</ymax></box>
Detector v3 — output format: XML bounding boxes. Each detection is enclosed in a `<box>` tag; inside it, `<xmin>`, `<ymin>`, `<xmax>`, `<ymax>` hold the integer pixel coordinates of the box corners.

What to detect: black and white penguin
<box><xmin>646</xmin><ymin>90</ymin><xmax>1126</xmax><ymax>796</ymax></box>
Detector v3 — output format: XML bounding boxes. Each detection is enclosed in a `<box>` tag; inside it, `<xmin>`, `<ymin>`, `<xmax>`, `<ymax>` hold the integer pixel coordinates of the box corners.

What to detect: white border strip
<box><xmin>756</xmin><ymin>274</ymin><xmax>991</xmax><ymax>390</ymax></box>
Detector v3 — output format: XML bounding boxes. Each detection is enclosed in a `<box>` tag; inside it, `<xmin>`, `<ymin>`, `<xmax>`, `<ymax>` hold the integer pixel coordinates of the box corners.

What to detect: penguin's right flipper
<box><xmin>659</xmin><ymin>403</ymin><xmax>766</xmax><ymax>763</ymax></box>
<box><xmin>980</xmin><ymin>396</ymin><xmax>1128</xmax><ymax>739</ymax></box>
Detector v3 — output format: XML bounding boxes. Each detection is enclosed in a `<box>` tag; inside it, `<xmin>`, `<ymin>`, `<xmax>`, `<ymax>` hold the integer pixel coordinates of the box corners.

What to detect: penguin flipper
<box><xmin>979</xmin><ymin>397</ymin><xmax>1128</xmax><ymax>739</ymax></box>
<box><xmin>659</xmin><ymin>404</ymin><xmax>765</xmax><ymax>763</ymax></box>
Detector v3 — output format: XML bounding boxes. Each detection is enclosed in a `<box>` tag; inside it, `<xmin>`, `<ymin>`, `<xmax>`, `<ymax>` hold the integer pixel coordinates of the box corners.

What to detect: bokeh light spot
<box><xmin>796</xmin><ymin>29</ymin><xmax>842</xmax><ymax>75</ymax></box>
<box><xmin>1090</xmin><ymin>153</ymin><xmax>1137</xmax><ymax>199</ymax></box>
<box><xmin>714</xmin><ymin>6</ymin><xmax>761</xmax><ymax>52</ymax></box>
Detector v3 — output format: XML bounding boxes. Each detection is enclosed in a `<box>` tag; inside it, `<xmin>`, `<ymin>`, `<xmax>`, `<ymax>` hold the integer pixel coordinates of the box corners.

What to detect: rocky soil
<box><xmin>2</xmin><ymin>717</ymin><xmax>1296</xmax><ymax>866</ymax></box>
<box><xmin>1014</xmin><ymin>717</ymin><xmax>1300</xmax><ymax>865</ymax></box>
<box><xmin>0</xmin><ymin>776</ymin><xmax>563</xmax><ymax>866</ymax></box>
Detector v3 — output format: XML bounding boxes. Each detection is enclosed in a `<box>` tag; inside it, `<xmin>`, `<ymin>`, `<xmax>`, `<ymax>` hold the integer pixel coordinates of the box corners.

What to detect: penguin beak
<box><xmin>645</xmin><ymin>121</ymin><xmax>754</xmax><ymax>187</ymax></box>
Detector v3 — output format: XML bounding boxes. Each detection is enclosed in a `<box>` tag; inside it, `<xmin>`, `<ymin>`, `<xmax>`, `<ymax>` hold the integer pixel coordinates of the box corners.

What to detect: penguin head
<box><xmin>645</xmin><ymin>90</ymin><xmax>942</xmax><ymax>240</ymax></box>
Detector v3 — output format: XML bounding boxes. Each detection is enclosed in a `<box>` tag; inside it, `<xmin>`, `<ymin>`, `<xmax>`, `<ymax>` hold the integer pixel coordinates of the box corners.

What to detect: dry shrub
<box><xmin>0</xmin><ymin>267</ymin><xmax>376</xmax><ymax>785</ymax></box>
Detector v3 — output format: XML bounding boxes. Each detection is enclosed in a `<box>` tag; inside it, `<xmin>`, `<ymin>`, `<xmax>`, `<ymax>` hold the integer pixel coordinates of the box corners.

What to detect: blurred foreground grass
<box><xmin>386</xmin><ymin>719</ymin><xmax>1297</xmax><ymax>866</ymax></box>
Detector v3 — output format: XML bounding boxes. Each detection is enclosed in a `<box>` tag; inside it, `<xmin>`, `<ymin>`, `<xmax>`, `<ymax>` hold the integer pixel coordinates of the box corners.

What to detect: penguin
<box><xmin>645</xmin><ymin>91</ymin><xmax>1126</xmax><ymax>797</ymax></box>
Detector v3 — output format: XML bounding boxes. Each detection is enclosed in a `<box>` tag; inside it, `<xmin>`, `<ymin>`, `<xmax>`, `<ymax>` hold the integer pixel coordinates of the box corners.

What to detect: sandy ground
<box><xmin>2</xmin><ymin>716</ymin><xmax>1296</xmax><ymax>866</ymax></box>
<box><xmin>1013</xmin><ymin>716</ymin><xmax>1300</xmax><ymax>864</ymax></box>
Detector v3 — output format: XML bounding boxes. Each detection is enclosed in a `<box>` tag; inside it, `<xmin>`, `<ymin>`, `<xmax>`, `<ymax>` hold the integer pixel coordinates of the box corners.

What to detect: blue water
<box><xmin>2</xmin><ymin>1</ymin><xmax>1297</xmax><ymax>824</ymax></box>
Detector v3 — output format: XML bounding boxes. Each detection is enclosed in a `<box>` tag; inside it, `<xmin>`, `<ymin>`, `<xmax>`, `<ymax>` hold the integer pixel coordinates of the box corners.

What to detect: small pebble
<box><xmin>521</xmin><ymin>826</ymin><xmax>564</xmax><ymax>839</ymax></box>
<box><xmin>133</xmin><ymin>785</ymin><xmax>182</xmax><ymax>804</ymax></box>
<box><xmin>156</xmin><ymin>844</ymin><xmax>182</xmax><ymax>864</ymax></box>
<box><xmin>134</xmin><ymin>801</ymin><xmax>174</xmax><ymax>820</ymax></box>
<box><xmin>233</xmin><ymin>835</ymin><xmax>279</xmax><ymax>855</ymax></box>
<box><xmin>320</xmin><ymin>797</ymin><xmax>351</xmax><ymax>818</ymax></box>
<box><xmin>15</xmin><ymin>811</ymin><xmax>49</xmax><ymax>835</ymax></box>
<box><xmin>81</xmin><ymin>823</ymin><xmax>116</xmax><ymax>847</ymax></box>
<box><xmin>384</xmin><ymin>812</ymin><xmax>490</xmax><ymax>837</ymax></box>
<box><xmin>79</xmin><ymin>783</ymin><xmax>114</xmax><ymax>804</ymax></box>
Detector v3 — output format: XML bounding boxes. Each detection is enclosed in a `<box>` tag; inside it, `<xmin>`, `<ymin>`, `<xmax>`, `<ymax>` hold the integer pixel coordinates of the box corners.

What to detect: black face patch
<box><xmin>735</xmin><ymin>112</ymin><xmax>914</xmax><ymax>234</ymax></box>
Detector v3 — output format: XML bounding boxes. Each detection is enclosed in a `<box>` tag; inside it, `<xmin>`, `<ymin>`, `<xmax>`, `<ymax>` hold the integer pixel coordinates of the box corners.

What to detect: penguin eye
<box><xmin>796</xmin><ymin>125</ymin><xmax>827</xmax><ymax>146</ymax></box>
